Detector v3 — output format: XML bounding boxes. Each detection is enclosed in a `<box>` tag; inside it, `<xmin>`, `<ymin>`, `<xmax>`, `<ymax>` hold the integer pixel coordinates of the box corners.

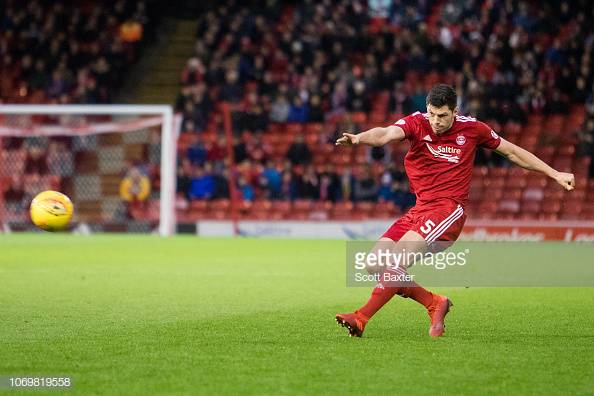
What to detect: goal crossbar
<box><xmin>0</xmin><ymin>104</ymin><xmax>180</xmax><ymax>236</ymax></box>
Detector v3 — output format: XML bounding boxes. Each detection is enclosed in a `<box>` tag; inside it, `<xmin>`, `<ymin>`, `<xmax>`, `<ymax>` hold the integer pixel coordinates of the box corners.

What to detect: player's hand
<box><xmin>554</xmin><ymin>171</ymin><xmax>575</xmax><ymax>191</ymax></box>
<box><xmin>335</xmin><ymin>133</ymin><xmax>359</xmax><ymax>146</ymax></box>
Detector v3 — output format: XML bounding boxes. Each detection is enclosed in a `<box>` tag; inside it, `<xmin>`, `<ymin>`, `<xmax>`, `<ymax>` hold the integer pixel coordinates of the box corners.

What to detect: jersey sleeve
<box><xmin>394</xmin><ymin>112</ymin><xmax>421</xmax><ymax>141</ymax></box>
<box><xmin>476</xmin><ymin>121</ymin><xmax>501</xmax><ymax>150</ymax></box>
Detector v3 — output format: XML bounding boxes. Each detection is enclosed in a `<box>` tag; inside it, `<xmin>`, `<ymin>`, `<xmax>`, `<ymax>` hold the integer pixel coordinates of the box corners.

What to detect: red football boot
<box><xmin>427</xmin><ymin>295</ymin><xmax>453</xmax><ymax>337</ymax></box>
<box><xmin>335</xmin><ymin>311</ymin><xmax>367</xmax><ymax>337</ymax></box>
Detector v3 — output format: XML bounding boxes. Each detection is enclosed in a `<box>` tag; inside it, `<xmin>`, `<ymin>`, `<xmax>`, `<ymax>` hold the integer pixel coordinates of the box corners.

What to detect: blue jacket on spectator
<box><xmin>187</xmin><ymin>144</ymin><xmax>207</xmax><ymax>166</ymax></box>
<box><xmin>189</xmin><ymin>175</ymin><xmax>214</xmax><ymax>199</ymax></box>
<box><xmin>287</xmin><ymin>98</ymin><xmax>309</xmax><ymax>123</ymax></box>
<box><xmin>262</xmin><ymin>167</ymin><xmax>282</xmax><ymax>195</ymax></box>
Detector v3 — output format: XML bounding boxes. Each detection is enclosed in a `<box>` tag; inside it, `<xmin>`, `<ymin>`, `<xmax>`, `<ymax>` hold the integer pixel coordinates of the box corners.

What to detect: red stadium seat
<box><xmin>517</xmin><ymin>212</ymin><xmax>538</xmax><ymax>220</ymax></box>
<box><xmin>508</xmin><ymin>168</ymin><xmax>529</xmax><ymax>178</ymax></box>
<box><xmin>211</xmin><ymin>199</ymin><xmax>231</xmax><ymax>211</ymax></box>
<box><xmin>506</xmin><ymin>177</ymin><xmax>527</xmax><ymax>189</ymax></box>
<box><xmin>251</xmin><ymin>200</ymin><xmax>273</xmax><ymax>212</ymax></box>
<box><xmin>304</xmin><ymin>123</ymin><xmax>324</xmax><ymax>134</ymax></box>
<box><xmin>373</xmin><ymin>201</ymin><xmax>400</xmax><ymax>218</ymax></box>
<box><xmin>472</xmin><ymin>166</ymin><xmax>488</xmax><ymax>178</ymax></box>
<box><xmin>503</xmin><ymin>122</ymin><xmax>522</xmax><ymax>135</ymax></box>
<box><xmin>502</xmin><ymin>189</ymin><xmax>522</xmax><ymax>200</ymax></box>
<box><xmin>272</xmin><ymin>200</ymin><xmax>292</xmax><ymax>213</ymax></box>
<box><xmin>190</xmin><ymin>200</ymin><xmax>209</xmax><ymax>211</ymax></box>
<box><xmin>543</xmin><ymin>189</ymin><xmax>565</xmax><ymax>201</ymax></box>
<box><xmin>351</xmin><ymin>112</ymin><xmax>367</xmax><ymax>124</ymax></box>
<box><xmin>522</xmin><ymin>187</ymin><xmax>544</xmax><ymax>202</ymax></box>
<box><xmin>354</xmin><ymin>201</ymin><xmax>374</xmax><ymax>218</ymax></box>
<box><xmin>478</xmin><ymin>201</ymin><xmax>498</xmax><ymax>213</ymax></box>
<box><xmin>489</xmin><ymin>167</ymin><xmax>508</xmax><ymax>177</ymax></box>
<box><xmin>498</xmin><ymin>199</ymin><xmax>520</xmax><ymax>213</ymax></box>
<box><xmin>541</xmin><ymin>201</ymin><xmax>562</xmax><ymax>215</ymax></box>
<box><xmin>293</xmin><ymin>199</ymin><xmax>313</xmax><ymax>213</ymax></box>
<box><xmin>557</xmin><ymin>146</ymin><xmax>576</xmax><ymax>156</ymax></box>
<box><xmin>526</xmin><ymin>176</ymin><xmax>548</xmax><ymax>188</ymax></box>
<box><xmin>521</xmin><ymin>201</ymin><xmax>541</xmax><ymax>214</ymax></box>
<box><xmin>369</xmin><ymin>111</ymin><xmax>387</xmax><ymax>124</ymax></box>
<box><xmin>519</xmin><ymin>135</ymin><xmax>538</xmax><ymax>149</ymax></box>
<box><xmin>552</xmin><ymin>156</ymin><xmax>573</xmax><ymax>172</ymax></box>
<box><xmin>330</xmin><ymin>201</ymin><xmax>354</xmax><ymax>219</ymax></box>
<box><xmin>285</xmin><ymin>123</ymin><xmax>303</xmax><ymax>134</ymax></box>
<box><xmin>483</xmin><ymin>176</ymin><xmax>505</xmax><ymax>189</ymax></box>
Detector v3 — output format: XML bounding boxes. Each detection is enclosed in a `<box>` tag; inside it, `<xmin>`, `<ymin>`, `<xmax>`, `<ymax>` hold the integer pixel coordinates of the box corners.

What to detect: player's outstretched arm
<box><xmin>495</xmin><ymin>138</ymin><xmax>575</xmax><ymax>191</ymax></box>
<box><xmin>335</xmin><ymin>125</ymin><xmax>405</xmax><ymax>147</ymax></box>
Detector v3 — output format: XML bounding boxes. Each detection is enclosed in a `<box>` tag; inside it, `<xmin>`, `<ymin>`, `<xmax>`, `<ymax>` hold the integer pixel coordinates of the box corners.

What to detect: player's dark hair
<box><xmin>426</xmin><ymin>84</ymin><xmax>457</xmax><ymax>111</ymax></box>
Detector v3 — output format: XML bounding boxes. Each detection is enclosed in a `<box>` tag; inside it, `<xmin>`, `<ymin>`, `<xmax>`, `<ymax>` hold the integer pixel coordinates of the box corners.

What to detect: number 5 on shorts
<box><xmin>420</xmin><ymin>219</ymin><xmax>435</xmax><ymax>235</ymax></box>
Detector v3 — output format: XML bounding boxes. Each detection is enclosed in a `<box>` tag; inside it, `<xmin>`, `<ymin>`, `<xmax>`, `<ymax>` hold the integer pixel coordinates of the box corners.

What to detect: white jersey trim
<box><xmin>425</xmin><ymin>205</ymin><xmax>464</xmax><ymax>243</ymax></box>
<box><xmin>455</xmin><ymin>115</ymin><xmax>477</xmax><ymax>122</ymax></box>
<box><xmin>425</xmin><ymin>143</ymin><xmax>460</xmax><ymax>163</ymax></box>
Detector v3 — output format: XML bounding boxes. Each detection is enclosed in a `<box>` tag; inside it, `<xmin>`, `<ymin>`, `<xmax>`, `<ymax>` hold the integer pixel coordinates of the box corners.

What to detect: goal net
<box><xmin>0</xmin><ymin>105</ymin><xmax>180</xmax><ymax>236</ymax></box>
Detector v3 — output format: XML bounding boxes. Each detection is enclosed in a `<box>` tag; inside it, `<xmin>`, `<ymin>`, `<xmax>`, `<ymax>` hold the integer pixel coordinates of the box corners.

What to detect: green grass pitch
<box><xmin>1</xmin><ymin>234</ymin><xmax>593</xmax><ymax>395</ymax></box>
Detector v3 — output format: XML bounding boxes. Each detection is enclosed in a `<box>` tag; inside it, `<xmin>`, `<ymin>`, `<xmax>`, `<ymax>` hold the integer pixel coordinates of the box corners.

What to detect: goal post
<box><xmin>0</xmin><ymin>105</ymin><xmax>181</xmax><ymax>236</ymax></box>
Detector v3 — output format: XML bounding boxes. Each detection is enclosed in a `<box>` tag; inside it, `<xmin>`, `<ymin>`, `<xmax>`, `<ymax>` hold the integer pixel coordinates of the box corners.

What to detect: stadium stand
<box><xmin>0</xmin><ymin>0</ymin><xmax>161</xmax><ymax>228</ymax></box>
<box><xmin>3</xmin><ymin>0</ymin><xmax>594</xmax><ymax>223</ymax></box>
<box><xmin>170</xmin><ymin>0</ymin><xmax>594</xmax><ymax>222</ymax></box>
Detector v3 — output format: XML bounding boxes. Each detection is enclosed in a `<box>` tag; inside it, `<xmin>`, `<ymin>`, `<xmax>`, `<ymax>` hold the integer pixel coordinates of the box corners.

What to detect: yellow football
<box><xmin>30</xmin><ymin>190</ymin><xmax>74</xmax><ymax>232</ymax></box>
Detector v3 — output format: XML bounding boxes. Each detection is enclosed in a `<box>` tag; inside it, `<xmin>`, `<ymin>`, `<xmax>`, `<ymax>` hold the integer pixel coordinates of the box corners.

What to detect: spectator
<box><xmin>377</xmin><ymin>171</ymin><xmax>393</xmax><ymax>201</ymax></box>
<box><xmin>189</xmin><ymin>166</ymin><xmax>214</xmax><ymax>200</ymax></box>
<box><xmin>246</xmin><ymin>133</ymin><xmax>271</xmax><ymax>164</ymax></box>
<box><xmin>187</xmin><ymin>134</ymin><xmax>207</xmax><ymax>166</ymax></box>
<box><xmin>176</xmin><ymin>159</ymin><xmax>193</xmax><ymax>199</ymax></box>
<box><xmin>319</xmin><ymin>164</ymin><xmax>341</xmax><ymax>202</ymax></box>
<box><xmin>280</xmin><ymin>171</ymin><xmax>297</xmax><ymax>201</ymax></box>
<box><xmin>296</xmin><ymin>165</ymin><xmax>319</xmax><ymax>199</ymax></box>
<box><xmin>347</xmin><ymin>80</ymin><xmax>370</xmax><ymax>113</ymax></box>
<box><xmin>308</xmin><ymin>94</ymin><xmax>325</xmax><ymax>122</ymax></box>
<box><xmin>287</xmin><ymin>97</ymin><xmax>309</xmax><ymax>123</ymax></box>
<box><xmin>4</xmin><ymin>175</ymin><xmax>26</xmax><ymax>212</ymax></box>
<box><xmin>47</xmin><ymin>141</ymin><xmax>74</xmax><ymax>177</ymax></box>
<box><xmin>286</xmin><ymin>135</ymin><xmax>312</xmax><ymax>165</ymax></box>
<box><xmin>340</xmin><ymin>167</ymin><xmax>356</xmax><ymax>202</ymax></box>
<box><xmin>393</xmin><ymin>180</ymin><xmax>416</xmax><ymax>211</ymax></box>
<box><xmin>207</xmin><ymin>136</ymin><xmax>227</xmax><ymax>164</ymax></box>
<box><xmin>233</xmin><ymin>137</ymin><xmax>249</xmax><ymax>163</ymax></box>
<box><xmin>354</xmin><ymin>166</ymin><xmax>378</xmax><ymax>202</ymax></box>
<box><xmin>119</xmin><ymin>19</ymin><xmax>143</xmax><ymax>43</ymax></box>
<box><xmin>219</xmin><ymin>70</ymin><xmax>242</xmax><ymax>103</ymax></box>
<box><xmin>24</xmin><ymin>146</ymin><xmax>48</xmax><ymax>175</ymax></box>
<box><xmin>270</xmin><ymin>94</ymin><xmax>290</xmax><ymax>123</ymax></box>
<box><xmin>0</xmin><ymin>0</ymin><xmax>155</xmax><ymax>104</ymax></box>
<box><xmin>119</xmin><ymin>166</ymin><xmax>151</xmax><ymax>218</ymax></box>
<box><xmin>120</xmin><ymin>167</ymin><xmax>151</xmax><ymax>202</ymax></box>
<box><xmin>238</xmin><ymin>175</ymin><xmax>255</xmax><ymax>201</ymax></box>
<box><xmin>212</xmin><ymin>168</ymin><xmax>230</xmax><ymax>199</ymax></box>
<box><xmin>260</xmin><ymin>161</ymin><xmax>282</xmax><ymax>199</ymax></box>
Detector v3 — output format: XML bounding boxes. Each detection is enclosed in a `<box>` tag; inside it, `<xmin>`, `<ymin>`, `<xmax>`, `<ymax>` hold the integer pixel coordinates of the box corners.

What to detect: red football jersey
<box><xmin>395</xmin><ymin>111</ymin><xmax>501</xmax><ymax>207</ymax></box>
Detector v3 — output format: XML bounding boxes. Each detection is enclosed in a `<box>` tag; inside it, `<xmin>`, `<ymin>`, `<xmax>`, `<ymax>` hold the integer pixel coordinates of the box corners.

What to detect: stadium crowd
<box><xmin>0</xmin><ymin>0</ymin><xmax>158</xmax><ymax>220</ymax></box>
<box><xmin>174</xmin><ymin>0</ymin><xmax>594</xmax><ymax>208</ymax></box>
<box><xmin>2</xmin><ymin>0</ymin><xmax>594</xmax><ymax>222</ymax></box>
<box><xmin>0</xmin><ymin>0</ymin><xmax>154</xmax><ymax>104</ymax></box>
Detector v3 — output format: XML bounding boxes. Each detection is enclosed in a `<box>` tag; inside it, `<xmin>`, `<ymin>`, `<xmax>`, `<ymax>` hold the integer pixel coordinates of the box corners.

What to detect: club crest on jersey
<box><xmin>425</xmin><ymin>143</ymin><xmax>461</xmax><ymax>163</ymax></box>
<box><xmin>456</xmin><ymin>135</ymin><xmax>466</xmax><ymax>145</ymax></box>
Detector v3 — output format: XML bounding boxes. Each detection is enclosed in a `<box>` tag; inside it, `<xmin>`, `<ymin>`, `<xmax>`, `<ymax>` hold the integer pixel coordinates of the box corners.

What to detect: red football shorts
<box><xmin>381</xmin><ymin>198</ymin><xmax>466</xmax><ymax>245</ymax></box>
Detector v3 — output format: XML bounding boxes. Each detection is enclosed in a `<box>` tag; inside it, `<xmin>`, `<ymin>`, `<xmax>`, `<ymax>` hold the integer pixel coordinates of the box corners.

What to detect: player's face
<box><xmin>427</xmin><ymin>104</ymin><xmax>457</xmax><ymax>134</ymax></box>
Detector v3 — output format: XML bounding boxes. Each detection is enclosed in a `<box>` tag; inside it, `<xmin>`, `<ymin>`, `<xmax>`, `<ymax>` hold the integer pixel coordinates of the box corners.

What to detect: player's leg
<box><xmin>336</xmin><ymin>231</ymin><xmax>428</xmax><ymax>337</ymax></box>
<box><xmin>337</xmin><ymin>201</ymin><xmax>464</xmax><ymax>337</ymax></box>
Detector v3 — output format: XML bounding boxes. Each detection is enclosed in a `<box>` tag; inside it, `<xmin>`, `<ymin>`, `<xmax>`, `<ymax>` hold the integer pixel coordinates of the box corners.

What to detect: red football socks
<box><xmin>357</xmin><ymin>269</ymin><xmax>434</xmax><ymax>320</ymax></box>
